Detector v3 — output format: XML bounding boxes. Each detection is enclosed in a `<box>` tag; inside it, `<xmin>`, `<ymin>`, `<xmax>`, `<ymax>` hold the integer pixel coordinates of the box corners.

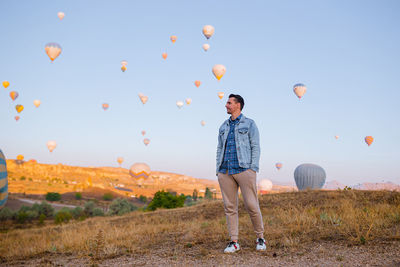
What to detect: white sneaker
<box><xmin>224</xmin><ymin>241</ymin><xmax>240</xmax><ymax>253</ymax></box>
<box><xmin>256</xmin><ymin>238</ymin><xmax>266</xmax><ymax>251</ymax></box>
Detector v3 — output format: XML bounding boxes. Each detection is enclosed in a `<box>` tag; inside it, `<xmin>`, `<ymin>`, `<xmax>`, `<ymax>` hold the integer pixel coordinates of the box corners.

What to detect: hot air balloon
<box><xmin>129</xmin><ymin>163</ymin><xmax>151</xmax><ymax>181</ymax></box>
<box><xmin>0</xmin><ymin>149</ymin><xmax>8</xmax><ymax>209</ymax></box>
<box><xmin>45</xmin><ymin>43</ymin><xmax>62</xmax><ymax>62</ymax></box>
<box><xmin>194</xmin><ymin>80</ymin><xmax>201</xmax><ymax>88</ymax></box>
<box><xmin>47</xmin><ymin>141</ymin><xmax>57</xmax><ymax>152</ymax></box>
<box><xmin>162</xmin><ymin>53</ymin><xmax>168</xmax><ymax>60</ymax></box>
<box><xmin>141</xmin><ymin>130</ymin><xmax>146</xmax><ymax>136</ymax></box>
<box><xmin>2</xmin><ymin>81</ymin><xmax>9</xmax><ymax>88</ymax></box>
<box><xmin>218</xmin><ymin>92</ymin><xmax>224</xmax><ymax>99</ymax></box>
<box><xmin>33</xmin><ymin>100</ymin><xmax>41</xmax><ymax>108</ymax></box>
<box><xmin>102</xmin><ymin>103</ymin><xmax>109</xmax><ymax>110</ymax></box>
<box><xmin>14</xmin><ymin>116</ymin><xmax>20</xmax><ymax>121</ymax></box>
<box><xmin>202</xmin><ymin>44</ymin><xmax>210</xmax><ymax>51</ymax></box>
<box><xmin>201</xmin><ymin>120</ymin><xmax>206</xmax><ymax>126</ymax></box>
<box><xmin>335</xmin><ymin>135</ymin><xmax>339</xmax><ymax>140</ymax></box>
<box><xmin>15</xmin><ymin>105</ymin><xmax>24</xmax><ymax>113</ymax></box>
<box><xmin>143</xmin><ymin>138</ymin><xmax>150</xmax><ymax>146</ymax></box>
<box><xmin>117</xmin><ymin>157</ymin><xmax>124</xmax><ymax>166</ymax></box>
<box><xmin>16</xmin><ymin>155</ymin><xmax>24</xmax><ymax>161</ymax></box>
<box><xmin>275</xmin><ymin>163</ymin><xmax>282</xmax><ymax>170</ymax></box>
<box><xmin>212</xmin><ymin>64</ymin><xmax>226</xmax><ymax>81</ymax></box>
<box><xmin>10</xmin><ymin>91</ymin><xmax>18</xmax><ymax>101</ymax></box>
<box><xmin>121</xmin><ymin>60</ymin><xmax>128</xmax><ymax>72</ymax></box>
<box><xmin>293</xmin><ymin>83</ymin><xmax>307</xmax><ymax>99</ymax></box>
<box><xmin>185</xmin><ymin>98</ymin><xmax>192</xmax><ymax>105</ymax></box>
<box><xmin>294</xmin><ymin>163</ymin><xmax>326</xmax><ymax>191</ymax></box>
<box><xmin>139</xmin><ymin>94</ymin><xmax>148</xmax><ymax>104</ymax></box>
<box><xmin>202</xmin><ymin>25</ymin><xmax>215</xmax><ymax>39</ymax></box>
<box><xmin>57</xmin><ymin>12</ymin><xmax>65</xmax><ymax>20</ymax></box>
<box><xmin>170</xmin><ymin>35</ymin><xmax>177</xmax><ymax>43</ymax></box>
<box><xmin>365</xmin><ymin>136</ymin><xmax>374</xmax><ymax>146</ymax></box>
<box><xmin>176</xmin><ymin>101</ymin><xmax>184</xmax><ymax>109</ymax></box>
<box><xmin>258</xmin><ymin>179</ymin><xmax>273</xmax><ymax>194</ymax></box>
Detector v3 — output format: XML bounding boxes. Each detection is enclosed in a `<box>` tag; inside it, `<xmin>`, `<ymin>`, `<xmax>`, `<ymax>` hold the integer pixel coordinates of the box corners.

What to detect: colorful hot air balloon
<box><xmin>275</xmin><ymin>163</ymin><xmax>282</xmax><ymax>170</ymax></box>
<box><xmin>129</xmin><ymin>163</ymin><xmax>151</xmax><ymax>181</ymax></box>
<box><xmin>202</xmin><ymin>25</ymin><xmax>215</xmax><ymax>39</ymax></box>
<box><xmin>170</xmin><ymin>35</ymin><xmax>177</xmax><ymax>43</ymax></box>
<box><xmin>218</xmin><ymin>92</ymin><xmax>224</xmax><ymax>99</ymax></box>
<box><xmin>15</xmin><ymin>105</ymin><xmax>24</xmax><ymax>113</ymax></box>
<box><xmin>293</xmin><ymin>83</ymin><xmax>307</xmax><ymax>99</ymax></box>
<box><xmin>10</xmin><ymin>91</ymin><xmax>18</xmax><ymax>101</ymax></box>
<box><xmin>33</xmin><ymin>100</ymin><xmax>41</xmax><ymax>108</ymax></box>
<box><xmin>121</xmin><ymin>60</ymin><xmax>128</xmax><ymax>72</ymax></box>
<box><xmin>102</xmin><ymin>103</ymin><xmax>109</xmax><ymax>110</ymax></box>
<box><xmin>57</xmin><ymin>12</ymin><xmax>65</xmax><ymax>20</ymax></box>
<box><xmin>117</xmin><ymin>157</ymin><xmax>124</xmax><ymax>166</ymax></box>
<box><xmin>202</xmin><ymin>44</ymin><xmax>210</xmax><ymax>51</ymax></box>
<box><xmin>162</xmin><ymin>53</ymin><xmax>168</xmax><ymax>60</ymax></box>
<box><xmin>143</xmin><ymin>138</ymin><xmax>150</xmax><ymax>146</ymax></box>
<box><xmin>335</xmin><ymin>135</ymin><xmax>339</xmax><ymax>140</ymax></box>
<box><xmin>47</xmin><ymin>141</ymin><xmax>57</xmax><ymax>152</ymax></box>
<box><xmin>0</xmin><ymin>149</ymin><xmax>8</xmax><ymax>209</ymax></box>
<box><xmin>212</xmin><ymin>64</ymin><xmax>226</xmax><ymax>81</ymax></box>
<box><xmin>176</xmin><ymin>101</ymin><xmax>184</xmax><ymax>109</ymax></box>
<box><xmin>201</xmin><ymin>120</ymin><xmax>206</xmax><ymax>126</ymax></box>
<box><xmin>294</xmin><ymin>163</ymin><xmax>326</xmax><ymax>191</ymax></box>
<box><xmin>16</xmin><ymin>155</ymin><xmax>24</xmax><ymax>161</ymax></box>
<box><xmin>141</xmin><ymin>130</ymin><xmax>146</xmax><ymax>136</ymax></box>
<box><xmin>185</xmin><ymin>98</ymin><xmax>192</xmax><ymax>105</ymax></box>
<box><xmin>365</xmin><ymin>136</ymin><xmax>374</xmax><ymax>146</ymax></box>
<box><xmin>194</xmin><ymin>80</ymin><xmax>201</xmax><ymax>88</ymax></box>
<box><xmin>2</xmin><ymin>81</ymin><xmax>9</xmax><ymax>88</ymax></box>
<box><xmin>14</xmin><ymin>116</ymin><xmax>20</xmax><ymax>122</ymax></box>
<box><xmin>139</xmin><ymin>94</ymin><xmax>148</xmax><ymax>104</ymax></box>
<box><xmin>258</xmin><ymin>179</ymin><xmax>273</xmax><ymax>194</ymax></box>
<box><xmin>45</xmin><ymin>43</ymin><xmax>62</xmax><ymax>62</ymax></box>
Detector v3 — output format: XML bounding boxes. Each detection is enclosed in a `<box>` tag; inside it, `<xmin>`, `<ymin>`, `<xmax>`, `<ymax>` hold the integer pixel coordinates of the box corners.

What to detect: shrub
<box><xmin>92</xmin><ymin>208</ymin><xmax>105</xmax><ymax>216</ymax></box>
<box><xmin>46</xmin><ymin>192</ymin><xmax>61</xmax><ymax>202</ymax></box>
<box><xmin>20</xmin><ymin>176</ymin><xmax>26</xmax><ymax>181</ymax></box>
<box><xmin>102</xmin><ymin>193</ymin><xmax>113</xmax><ymax>201</ymax></box>
<box><xmin>108</xmin><ymin>198</ymin><xmax>137</xmax><ymax>216</ymax></box>
<box><xmin>38</xmin><ymin>214</ymin><xmax>46</xmax><ymax>225</ymax></box>
<box><xmin>75</xmin><ymin>192</ymin><xmax>82</xmax><ymax>200</ymax></box>
<box><xmin>146</xmin><ymin>190</ymin><xmax>186</xmax><ymax>211</ymax></box>
<box><xmin>54</xmin><ymin>210</ymin><xmax>72</xmax><ymax>224</ymax></box>
<box><xmin>139</xmin><ymin>195</ymin><xmax>147</xmax><ymax>203</ymax></box>
<box><xmin>0</xmin><ymin>207</ymin><xmax>14</xmax><ymax>221</ymax></box>
<box><xmin>16</xmin><ymin>211</ymin><xmax>28</xmax><ymax>224</ymax></box>
<box><xmin>31</xmin><ymin>201</ymin><xmax>55</xmax><ymax>217</ymax></box>
<box><xmin>84</xmin><ymin>201</ymin><xmax>96</xmax><ymax>216</ymax></box>
<box><xmin>71</xmin><ymin>206</ymin><xmax>85</xmax><ymax>219</ymax></box>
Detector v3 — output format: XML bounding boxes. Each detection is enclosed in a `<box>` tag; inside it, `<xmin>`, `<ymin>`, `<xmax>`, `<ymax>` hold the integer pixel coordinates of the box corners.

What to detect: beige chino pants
<box><xmin>218</xmin><ymin>169</ymin><xmax>264</xmax><ymax>241</ymax></box>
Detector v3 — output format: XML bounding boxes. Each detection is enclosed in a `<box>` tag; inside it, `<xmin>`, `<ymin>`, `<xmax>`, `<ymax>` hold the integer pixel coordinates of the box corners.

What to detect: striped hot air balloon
<box><xmin>0</xmin><ymin>150</ymin><xmax>8</xmax><ymax>209</ymax></box>
<box><xmin>129</xmin><ymin>163</ymin><xmax>151</xmax><ymax>182</ymax></box>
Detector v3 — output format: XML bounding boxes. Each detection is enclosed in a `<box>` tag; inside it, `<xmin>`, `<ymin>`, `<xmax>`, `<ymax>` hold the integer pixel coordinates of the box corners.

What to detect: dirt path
<box><xmin>4</xmin><ymin>241</ymin><xmax>399</xmax><ymax>267</ymax></box>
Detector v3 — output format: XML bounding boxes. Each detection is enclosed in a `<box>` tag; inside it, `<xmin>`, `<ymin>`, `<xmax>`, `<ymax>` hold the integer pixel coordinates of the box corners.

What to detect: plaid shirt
<box><xmin>219</xmin><ymin>114</ymin><xmax>249</xmax><ymax>175</ymax></box>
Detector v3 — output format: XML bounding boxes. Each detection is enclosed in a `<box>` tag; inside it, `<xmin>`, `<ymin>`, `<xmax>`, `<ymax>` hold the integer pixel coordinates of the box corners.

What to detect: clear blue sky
<box><xmin>1</xmin><ymin>0</ymin><xmax>399</xmax><ymax>185</ymax></box>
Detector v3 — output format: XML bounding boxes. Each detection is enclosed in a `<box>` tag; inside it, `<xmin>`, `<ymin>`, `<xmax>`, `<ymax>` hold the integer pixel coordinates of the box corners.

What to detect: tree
<box><xmin>192</xmin><ymin>189</ymin><xmax>198</xmax><ymax>201</ymax></box>
<box><xmin>46</xmin><ymin>192</ymin><xmax>61</xmax><ymax>201</ymax></box>
<box><xmin>204</xmin><ymin>187</ymin><xmax>213</xmax><ymax>200</ymax></box>
<box><xmin>146</xmin><ymin>190</ymin><xmax>186</xmax><ymax>211</ymax></box>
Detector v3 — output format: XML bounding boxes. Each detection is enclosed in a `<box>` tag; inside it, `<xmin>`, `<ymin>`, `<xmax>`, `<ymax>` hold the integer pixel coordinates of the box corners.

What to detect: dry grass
<box><xmin>0</xmin><ymin>190</ymin><xmax>399</xmax><ymax>263</ymax></box>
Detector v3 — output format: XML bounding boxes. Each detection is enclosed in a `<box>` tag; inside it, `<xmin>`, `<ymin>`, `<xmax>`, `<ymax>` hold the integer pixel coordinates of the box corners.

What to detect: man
<box><xmin>216</xmin><ymin>94</ymin><xmax>265</xmax><ymax>253</ymax></box>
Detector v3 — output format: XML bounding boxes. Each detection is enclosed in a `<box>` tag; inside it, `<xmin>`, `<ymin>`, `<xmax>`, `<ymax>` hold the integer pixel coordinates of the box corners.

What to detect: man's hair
<box><xmin>229</xmin><ymin>94</ymin><xmax>244</xmax><ymax>111</ymax></box>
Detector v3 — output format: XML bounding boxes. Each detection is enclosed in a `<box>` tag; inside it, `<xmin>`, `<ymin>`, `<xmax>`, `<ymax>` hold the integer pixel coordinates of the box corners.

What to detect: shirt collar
<box><xmin>229</xmin><ymin>113</ymin><xmax>242</xmax><ymax>124</ymax></box>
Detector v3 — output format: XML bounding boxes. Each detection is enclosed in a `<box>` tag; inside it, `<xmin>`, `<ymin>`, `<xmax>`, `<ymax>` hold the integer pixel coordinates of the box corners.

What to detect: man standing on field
<box><xmin>216</xmin><ymin>94</ymin><xmax>265</xmax><ymax>253</ymax></box>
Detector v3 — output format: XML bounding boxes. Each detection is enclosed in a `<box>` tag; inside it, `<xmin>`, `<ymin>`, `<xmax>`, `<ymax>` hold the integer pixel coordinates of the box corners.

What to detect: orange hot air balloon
<box><xmin>3</xmin><ymin>81</ymin><xmax>10</xmax><ymax>88</ymax></box>
<box><xmin>218</xmin><ymin>92</ymin><xmax>224</xmax><ymax>99</ymax></box>
<box><xmin>57</xmin><ymin>12</ymin><xmax>65</xmax><ymax>20</ymax></box>
<box><xmin>117</xmin><ymin>157</ymin><xmax>124</xmax><ymax>166</ymax></box>
<box><xmin>162</xmin><ymin>53</ymin><xmax>168</xmax><ymax>60</ymax></box>
<box><xmin>202</xmin><ymin>25</ymin><xmax>215</xmax><ymax>39</ymax></box>
<box><xmin>275</xmin><ymin>163</ymin><xmax>283</xmax><ymax>170</ymax></box>
<box><xmin>212</xmin><ymin>64</ymin><xmax>226</xmax><ymax>81</ymax></box>
<box><xmin>170</xmin><ymin>35</ymin><xmax>177</xmax><ymax>43</ymax></box>
<box><xmin>15</xmin><ymin>105</ymin><xmax>24</xmax><ymax>113</ymax></box>
<box><xmin>201</xmin><ymin>120</ymin><xmax>206</xmax><ymax>126</ymax></box>
<box><xmin>47</xmin><ymin>140</ymin><xmax>57</xmax><ymax>152</ymax></box>
<box><xmin>365</xmin><ymin>136</ymin><xmax>374</xmax><ymax>146</ymax></box>
<box><xmin>10</xmin><ymin>91</ymin><xmax>18</xmax><ymax>101</ymax></box>
<box><xmin>293</xmin><ymin>83</ymin><xmax>307</xmax><ymax>99</ymax></box>
<box><xmin>185</xmin><ymin>98</ymin><xmax>192</xmax><ymax>105</ymax></box>
<box><xmin>143</xmin><ymin>138</ymin><xmax>150</xmax><ymax>146</ymax></box>
<box><xmin>121</xmin><ymin>60</ymin><xmax>128</xmax><ymax>72</ymax></box>
<box><xmin>33</xmin><ymin>100</ymin><xmax>41</xmax><ymax>108</ymax></box>
<box><xmin>16</xmin><ymin>155</ymin><xmax>24</xmax><ymax>161</ymax></box>
<box><xmin>141</xmin><ymin>130</ymin><xmax>146</xmax><ymax>136</ymax></box>
<box><xmin>102</xmin><ymin>103</ymin><xmax>109</xmax><ymax>110</ymax></box>
<box><xmin>139</xmin><ymin>94</ymin><xmax>148</xmax><ymax>104</ymax></box>
<box><xmin>15</xmin><ymin>116</ymin><xmax>20</xmax><ymax>121</ymax></box>
<box><xmin>45</xmin><ymin>43</ymin><xmax>62</xmax><ymax>62</ymax></box>
<box><xmin>202</xmin><ymin>44</ymin><xmax>210</xmax><ymax>51</ymax></box>
<box><xmin>335</xmin><ymin>135</ymin><xmax>339</xmax><ymax>140</ymax></box>
<box><xmin>194</xmin><ymin>80</ymin><xmax>201</xmax><ymax>88</ymax></box>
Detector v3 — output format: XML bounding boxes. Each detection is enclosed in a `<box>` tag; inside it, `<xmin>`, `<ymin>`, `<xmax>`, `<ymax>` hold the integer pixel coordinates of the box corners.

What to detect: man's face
<box><xmin>225</xmin><ymin>97</ymin><xmax>240</xmax><ymax>114</ymax></box>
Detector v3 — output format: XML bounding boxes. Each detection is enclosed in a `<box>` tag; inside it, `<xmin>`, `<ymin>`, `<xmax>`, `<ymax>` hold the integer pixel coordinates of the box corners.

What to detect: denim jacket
<box><xmin>216</xmin><ymin>114</ymin><xmax>260</xmax><ymax>175</ymax></box>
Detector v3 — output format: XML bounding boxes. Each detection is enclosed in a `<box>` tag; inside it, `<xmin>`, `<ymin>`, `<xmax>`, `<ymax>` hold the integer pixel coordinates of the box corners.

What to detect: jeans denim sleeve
<box><xmin>216</xmin><ymin>132</ymin><xmax>223</xmax><ymax>175</ymax></box>
<box><xmin>249</xmin><ymin>121</ymin><xmax>260</xmax><ymax>172</ymax></box>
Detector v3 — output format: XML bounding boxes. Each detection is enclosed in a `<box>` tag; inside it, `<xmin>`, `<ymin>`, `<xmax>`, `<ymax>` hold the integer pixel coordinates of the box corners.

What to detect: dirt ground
<box><xmin>4</xmin><ymin>241</ymin><xmax>399</xmax><ymax>267</ymax></box>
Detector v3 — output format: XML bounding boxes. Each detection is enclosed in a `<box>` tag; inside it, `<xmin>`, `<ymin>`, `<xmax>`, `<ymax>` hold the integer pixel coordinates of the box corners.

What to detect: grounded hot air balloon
<box><xmin>202</xmin><ymin>25</ymin><xmax>215</xmax><ymax>39</ymax></box>
<box><xmin>0</xmin><ymin>149</ymin><xmax>8</xmax><ymax>209</ymax></box>
<box><xmin>14</xmin><ymin>116</ymin><xmax>20</xmax><ymax>121</ymax></box>
<box><xmin>143</xmin><ymin>138</ymin><xmax>150</xmax><ymax>146</ymax></box>
<box><xmin>15</xmin><ymin>105</ymin><xmax>24</xmax><ymax>113</ymax></box>
<box><xmin>139</xmin><ymin>94</ymin><xmax>148</xmax><ymax>104</ymax></box>
<box><xmin>258</xmin><ymin>179</ymin><xmax>273</xmax><ymax>194</ymax></box>
<box><xmin>102</xmin><ymin>103</ymin><xmax>109</xmax><ymax>110</ymax></box>
<box><xmin>16</xmin><ymin>155</ymin><xmax>24</xmax><ymax>161</ymax></box>
<box><xmin>47</xmin><ymin>141</ymin><xmax>57</xmax><ymax>152</ymax></box>
<box><xmin>194</xmin><ymin>80</ymin><xmax>201</xmax><ymax>88</ymax></box>
<box><xmin>365</xmin><ymin>136</ymin><xmax>374</xmax><ymax>146</ymax></box>
<box><xmin>129</xmin><ymin>163</ymin><xmax>151</xmax><ymax>181</ymax></box>
<box><xmin>170</xmin><ymin>35</ymin><xmax>177</xmax><ymax>43</ymax></box>
<box><xmin>141</xmin><ymin>130</ymin><xmax>146</xmax><ymax>136</ymax></box>
<box><xmin>162</xmin><ymin>53</ymin><xmax>168</xmax><ymax>60</ymax></box>
<box><xmin>45</xmin><ymin>43</ymin><xmax>62</xmax><ymax>62</ymax></box>
<box><xmin>33</xmin><ymin>100</ymin><xmax>41</xmax><ymax>108</ymax></box>
<box><xmin>212</xmin><ymin>64</ymin><xmax>226</xmax><ymax>81</ymax></box>
<box><xmin>57</xmin><ymin>12</ymin><xmax>65</xmax><ymax>20</ymax></box>
<box><xmin>201</xmin><ymin>120</ymin><xmax>206</xmax><ymax>126</ymax></box>
<box><xmin>202</xmin><ymin>44</ymin><xmax>210</xmax><ymax>51</ymax></box>
<box><xmin>121</xmin><ymin>60</ymin><xmax>128</xmax><ymax>72</ymax></box>
<box><xmin>185</xmin><ymin>98</ymin><xmax>192</xmax><ymax>105</ymax></box>
<box><xmin>335</xmin><ymin>135</ymin><xmax>339</xmax><ymax>140</ymax></box>
<box><xmin>218</xmin><ymin>92</ymin><xmax>224</xmax><ymax>99</ymax></box>
<box><xmin>275</xmin><ymin>163</ymin><xmax>282</xmax><ymax>170</ymax></box>
<box><xmin>294</xmin><ymin>163</ymin><xmax>326</xmax><ymax>191</ymax></box>
<box><xmin>293</xmin><ymin>83</ymin><xmax>307</xmax><ymax>99</ymax></box>
<box><xmin>117</xmin><ymin>157</ymin><xmax>124</xmax><ymax>166</ymax></box>
<box><xmin>176</xmin><ymin>101</ymin><xmax>184</xmax><ymax>109</ymax></box>
<box><xmin>2</xmin><ymin>81</ymin><xmax>9</xmax><ymax>88</ymax></box>
<box><xmin>10</xmin><ymin>91</ymin><xmax>18</xmax><ymax>101</ymax></box>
